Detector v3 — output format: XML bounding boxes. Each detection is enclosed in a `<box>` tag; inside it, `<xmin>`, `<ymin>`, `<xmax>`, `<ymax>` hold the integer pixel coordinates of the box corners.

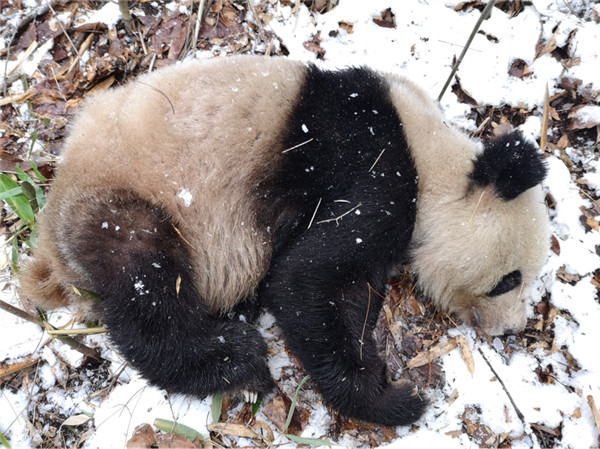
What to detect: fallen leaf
<box><xmin>62</xmin><ymin>414</ymin><xmax>91</xmax><ymax>427</ymax></box>
<box><xmin>508</xmin><ymin>58</ymin><xmax>531</xmax><ymax>79</ymax></box>
<box><xmin>155</xmin><ymin>433</ymin><xmax>200</xmax><ymax>448</ymax></box>
<box><xmin>373</xmin><ymin>8</ymin><xmax>396</xmax><ymax>28</ymax></box>
<box><xmin>588</xmin><ymin>395</ymin><xmax>600</xmax><ymax>433</ymax></box>
<box><xmin>208</xmin><ymin>422</ymin><xmax>262</xmax><ymax>440</ymax></box>
<box><xmin>408</xmin><ymin>338</ymin><xmax>459</xmax><ymax>368</ymax></box>
<box><xmin>456</xmin><ymin>336</ymin><xmax>475</xmax><ymax>375</ymax></box>
<box><xmin>568</xmin><ymin>105</ymin><xmax>600</xmax><ymax>130</ymax></box>
<box><xmin>127</xmin><ymin>423</ymin><xmax>156</xmax><ymax>449</ymax></box>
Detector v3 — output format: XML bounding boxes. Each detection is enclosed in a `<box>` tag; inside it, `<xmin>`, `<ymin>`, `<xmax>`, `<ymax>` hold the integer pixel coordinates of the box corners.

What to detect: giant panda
<box><xmin>19</xmin><ymin>55</ymin><xmax>549</xmax><ymax>427</ymax></box>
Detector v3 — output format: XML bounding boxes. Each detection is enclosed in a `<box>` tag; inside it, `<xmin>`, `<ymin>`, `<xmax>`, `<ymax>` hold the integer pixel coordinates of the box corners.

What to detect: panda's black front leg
<box><xmin>260</xmin><ymin>245</ymin><xmax>426</xmax><ymax>426</ymax></box>
<box><xmin>60</xmin><ymin>191</ymin><xmax>273</xmax><ymax>399</ymax></box>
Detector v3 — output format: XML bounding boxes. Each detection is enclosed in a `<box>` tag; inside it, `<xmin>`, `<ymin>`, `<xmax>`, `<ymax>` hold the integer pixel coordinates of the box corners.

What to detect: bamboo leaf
<box><xmin>285</xmin><ymin>434</ymin><xmax>334</xmax><ymax>446</ymax></box>
<box><xmin>153</xmin><ymin>418</ymin><xmax>204</xmax><ymax>443</ymax></box>
<box><xmin>212</xmin><ymin>392</ymin><xmax>223</xmax><ymax>423</ymax></box>
<box><xmin>72</xmin><ymin>285</ymin><xmax>101</xmax><ymax>302</ymax></box>
<box><xmin>29</xmin><ymin>159</ymin><xmax>48</xmax><ymax>182</ymax></box>
<box><xmin>0</xmin><ymin>187</ymin><xmax>23</xmax><ymax>201</ymax></box>
<box><xmin>282</xmin><ymin>375</ymin><xmax>310</xmax><ymax>434</ymax></box>
<box><xmin>0</xmin><ymin>430</ymin><xmax>11</xmax><ymax>448</ymax></box>
<box><xmin>207</xmin><ymin>422</ymin><xmax>262</xmax><ymax>439</ymax></box>
<box><xmin>62</xmin><ymin>414</ymin><xmax>91</xmax><ymax>427</ymax></box>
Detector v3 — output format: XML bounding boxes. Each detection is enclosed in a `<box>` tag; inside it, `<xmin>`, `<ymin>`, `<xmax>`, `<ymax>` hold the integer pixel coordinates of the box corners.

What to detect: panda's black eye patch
<box><xmin>488</xmin><ymin>270</ymin><xmax>522</xmax><ymax>297</ymax></box>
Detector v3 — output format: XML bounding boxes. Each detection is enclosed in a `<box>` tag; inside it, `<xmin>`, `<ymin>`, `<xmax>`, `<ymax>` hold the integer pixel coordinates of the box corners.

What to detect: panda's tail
<box><xmin>56</xmin><ymin>189</ymin><xmax>273</xmax><ymax>397</ymax></box>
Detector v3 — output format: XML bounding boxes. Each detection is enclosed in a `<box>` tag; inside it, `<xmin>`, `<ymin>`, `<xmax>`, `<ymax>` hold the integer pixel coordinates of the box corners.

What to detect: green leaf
<box><xmin>29</xmin><ymin>130</ymin><xmax>38</xmax><ymax>154</ymax></box>
<box><xmin>0</xmin><ymin>174</ymin><xmax>20</xmax><ymax>192</ymax></box>
<box><xmin>11</xmin><ymin>238</ymin><xmax>19</xmax><ymax>273</ymax></box>
<box><xmin>211</xmin><ymin>392</ymin><xmax>223</xmax><ymax>423</ymax></box>
<box><xmin>282</xmin><ymin>375</ymin><xmax>310</xmax><ymax>434</ymax></box>
<box><xmin>285</xmin><ymin>434</ymin><xmax>334</xmax><ymax>446</ymax></box>
<box><xmin>0</xmin><ymin>430</ymin><xmax>11</xmax><ymax>448</ymax></box>
<box><xmin>0</xmin><ymin>175</ymin><xmax>35</xmax><ymax>226</ymax></box>
<box><xmin>153</xmin><ymin>418</ymin><xmax>204</xmax><ymax>443</ymax></box>
<box><xmin>20</xmin><ymin>181</ymin><xmax>38</xmax><ymax>211</ymax></box>
<box><xmin>0</xmin><ymin>187</ymin><xmax>23</xmax><ymax>202</ymax></box>
<box><xmin>71</xmin><ymin>286</ymin><xmax>101</xmax><ymax>302</ymax></box>
<box><xmin>251</xmin><ymin>396</ymin><xmax>262</xmax><ymax>417</ymax></box>
<box><xmin>29</xmin><ymin>160</ymin><xmax>48</xmax><ymax>182</ymax></box>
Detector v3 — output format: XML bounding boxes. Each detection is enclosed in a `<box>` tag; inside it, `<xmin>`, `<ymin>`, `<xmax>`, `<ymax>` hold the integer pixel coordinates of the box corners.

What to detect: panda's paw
<box><xmin>242</xmin><ymin>390</ymin><xmax>258</xmax><ymax>403</ymax></box>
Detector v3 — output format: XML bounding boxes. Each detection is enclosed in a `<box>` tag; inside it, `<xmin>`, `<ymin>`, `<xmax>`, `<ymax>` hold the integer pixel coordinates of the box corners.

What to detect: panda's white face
<box><xmin>411</xmin><ymin>175</ymin><xmax>549</xmax><ymax>336</ymax></box>
<box><xmin>386</xmin><ymin>74</ymin><xmax>549</xmax><ymax>336</ymax></box>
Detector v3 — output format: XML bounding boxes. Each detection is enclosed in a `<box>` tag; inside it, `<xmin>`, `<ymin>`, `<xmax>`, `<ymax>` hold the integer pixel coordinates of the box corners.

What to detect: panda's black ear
<box><xmin>469</xmin><ymin>132</ymin><xmax>547</xmax><ymax>201</ymax></box>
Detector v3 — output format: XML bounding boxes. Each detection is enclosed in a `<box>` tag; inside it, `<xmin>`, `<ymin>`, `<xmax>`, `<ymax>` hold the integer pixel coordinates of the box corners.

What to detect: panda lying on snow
<box><xmin>21</xmin><ymin>55</ymin><xmax>549</xmax><ymax>426</ymax></box>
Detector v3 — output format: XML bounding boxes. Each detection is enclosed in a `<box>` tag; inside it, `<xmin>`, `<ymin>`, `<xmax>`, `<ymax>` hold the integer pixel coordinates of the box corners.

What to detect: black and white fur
<box><xmin>20</xmin><ymin>56</ymin><xmax>549</xmax><ymax>426</ymax></box>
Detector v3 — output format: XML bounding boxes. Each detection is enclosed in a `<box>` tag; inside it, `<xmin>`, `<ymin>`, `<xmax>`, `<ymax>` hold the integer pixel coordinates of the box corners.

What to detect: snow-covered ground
<box><xmin>1</xmin><ymin>0</ymin><xmax>599</xmax><ymax>448</ymax></box>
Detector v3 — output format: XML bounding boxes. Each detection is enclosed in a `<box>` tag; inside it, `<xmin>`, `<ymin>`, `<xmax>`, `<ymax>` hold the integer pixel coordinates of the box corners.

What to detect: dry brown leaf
<box><xmin>127</xmin><ymin>423</ymin><xmax>156</xmax><ymax>449</ymax></box>
<box><xmin>556</xmin><ymin>134</ymin><xmax>570</xmax><ymax>149</ymax></box>
<box><xmin>155</xmin><ymin>433</ymin><xmax>200</xmax><ymax>448</ymax></box>
<box><xmin>87</xmin><ymin>76</ymin><xmax>115</xmax><ymax>96</ymax></box>
<box><xmin>62</xmin><ymin>414</ymin><xmax>91</xmax><ymax>427</ymax></box>
<box><xmin>251</xmin><ymin>420</ymin><xmax>274</xmax><ymax>444</ymax></box>
<box><xmin>339</xmin><ymin>21</ymin><xmax>354</xmax><ymax>33</ymax></box>
<box><xmin>568</xmin><ymin>105</ymin><xmax>600</xmax><ymax>130</ymax></box>
<box><xmin>373</xmin><ymin>7</ymin><xmax>396</xmax><ymax>28</ymax></box>
<box><xmin>208</xmin><ymin>422</ymin><xmax>262</xmax><ymax>440</ymax></box>
<box><xmin>407</xmin><ymin>338</ymin><xmax>458</xmax><ymax>368</ymax></box>
<box><xmin>456</xmin><ymin>336</ymin><xmax>475</xmax><ymax>375</ymax></box>
<box><xmin>588</xmin><ymin>395</ymin><xmax>600</xmax><ymax>433</ymax></box>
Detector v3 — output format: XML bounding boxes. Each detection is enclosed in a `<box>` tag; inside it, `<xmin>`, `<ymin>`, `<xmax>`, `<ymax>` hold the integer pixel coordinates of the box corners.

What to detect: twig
<box><xmin>118</xmin><ymin>0</ymin><xmax>135</xmax><ymax>33</ymax></box>
<box><xmin>368</xmin><ymin>148</ymin><xmax>386</xmax><ymax>172</ymax></box>
<box><xmin>192</xmin><ymin>0</ymin><xmax>207</xmax><ymax>55</ymax></box>
<box><xmin>478</xmin><ymin>348</ymin><xmax>541</xmax><ymax>448</ymax></box>
<box><xmin>359</xmin><ymin>284</ymin><xmax>373</xmax><ymax>361</ymax></box>
<box><xmin>135</xmin><ymin>80</ymin><xmax>175</xmax><ymax>113</ymax></box>
<box><xmin>316</xmin><ymin>202</ymin><xmax>362</xmax><ymax>226</ymax></box>
<box><xmin>282</xmin><ymin>138</ymin><xmax>314</xmax><ymax>153</ymax></box>
<box><xmin>437</xmin><ymin>0</ymin><xmax>498</xmax><ymax>102</ymax></box>
<box><xmin>307</xmin><ymin>197</ymin><xmax>322</xmax><ymax>229</ymax></box>
<box><xmin>0</xmin><ymin>299</ymin><xmax>103</xmax><ymax>362</ymax></box>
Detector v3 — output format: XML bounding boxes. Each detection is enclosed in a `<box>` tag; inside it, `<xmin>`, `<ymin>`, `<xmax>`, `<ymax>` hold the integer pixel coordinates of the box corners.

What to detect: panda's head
<box><xmin>410</xmin><ymin>132</ymin><xmax>549</xmax><ymax>336</ymax></box>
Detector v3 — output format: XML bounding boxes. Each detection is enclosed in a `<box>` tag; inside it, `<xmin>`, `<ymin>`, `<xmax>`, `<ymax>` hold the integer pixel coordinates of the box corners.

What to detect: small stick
<box><xmin>0</xmin><ymin>299</ymin><xmax>103</xmax><ymax>362</ymax></box>
<box><xmin>368</xmin><ymin>148</ymin><xmax>386</xmax><ymax>172</ymax></box>
<box><xmin>478</xmin><ymin>348</ymin><xmax>541</xmax><ymax>448</ymax></box>
<box><xmin>192</xmin><ymin>0</ymin><xmax>206</xmax><ymax>55</ymax></box>
<box><xmin>307</xmin><ymin>197</ymin><xmax>322</xmax><ymax>229</ymax></box>
<box><xmin>282</xmin><ymin>138</ymin><xmax>314</xmax><ymax>153</ymax></box>
<box><xmin>317</xmin><ymin>202</ymin><xmax>362</xmax><ymax>226</ymax></box>
<box><xmin>437</xmin><ymin>0</ymin><xmax>498</xmax><ymax>102</ymax></box>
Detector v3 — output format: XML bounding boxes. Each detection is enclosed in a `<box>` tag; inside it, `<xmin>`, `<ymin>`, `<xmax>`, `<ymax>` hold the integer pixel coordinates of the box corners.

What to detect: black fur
<box><xmin>487</xmin><ymin>270</ymin><xmax>522</xmax><ymax>297</ymax></box>
<box><xmin>470</xmin><ymin>132</ymin><xmax>547</xmax><ymax>201</ymax></box>
<box><xmin>60</xmin><ymin>190</ymin><xmax>273</xmax><ymax>397</ymax></box>
<box><xmin>257</xmin><ymin>66</ymin><xmax>426</xmax><ymax>425</ymax></box>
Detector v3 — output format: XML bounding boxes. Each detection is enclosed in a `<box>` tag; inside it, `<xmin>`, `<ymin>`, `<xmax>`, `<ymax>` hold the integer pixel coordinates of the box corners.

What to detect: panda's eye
<box><xmin>488</xmin><ymin>270</ymin><xmax>522</xmax><ymax>297</ymax></box>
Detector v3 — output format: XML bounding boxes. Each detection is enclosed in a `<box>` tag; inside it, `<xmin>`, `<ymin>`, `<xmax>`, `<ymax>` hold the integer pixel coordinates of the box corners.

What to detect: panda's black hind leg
<box><xmin>59</xmin><ymin>190</ymin><xmax>273</xmax><ymax>397</ymax></box>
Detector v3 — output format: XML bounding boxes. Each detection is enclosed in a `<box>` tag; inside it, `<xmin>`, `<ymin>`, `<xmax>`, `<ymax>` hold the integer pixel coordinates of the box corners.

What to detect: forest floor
<box><xmin>1</xmin><ymin>1</ymin><xmax>600</xmax><ymax>448</ymax></box>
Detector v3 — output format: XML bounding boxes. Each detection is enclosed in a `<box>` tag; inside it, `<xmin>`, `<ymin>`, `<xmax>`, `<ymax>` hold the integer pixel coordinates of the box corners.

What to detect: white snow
<box><xmin>177</xmin><ymin>187</ymin><xmax>193</xmax><ymax>207</ymax></box>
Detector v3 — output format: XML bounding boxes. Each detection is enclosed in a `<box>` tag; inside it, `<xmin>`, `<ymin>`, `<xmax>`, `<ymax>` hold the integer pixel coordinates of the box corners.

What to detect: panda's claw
<box><xmin>242</xmin><ymin>390</ymin><xmax>258</xmax><ymax>403</ymax></box>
